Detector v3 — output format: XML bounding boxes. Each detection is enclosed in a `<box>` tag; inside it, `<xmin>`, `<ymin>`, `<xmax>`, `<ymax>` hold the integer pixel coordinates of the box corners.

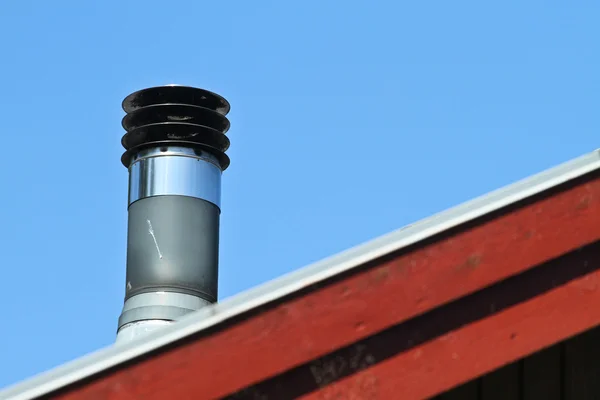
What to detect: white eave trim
<box><xmin>3</xmin><ymin>149</ymin><xmax>600</xmax><ymax>400</ymax></box>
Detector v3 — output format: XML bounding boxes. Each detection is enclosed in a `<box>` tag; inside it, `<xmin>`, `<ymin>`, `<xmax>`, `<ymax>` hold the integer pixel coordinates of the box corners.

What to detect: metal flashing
<box><xmin>2</xmin><ymin>149</ymin><xmax>600</xmax><ymax>400</ymax></box>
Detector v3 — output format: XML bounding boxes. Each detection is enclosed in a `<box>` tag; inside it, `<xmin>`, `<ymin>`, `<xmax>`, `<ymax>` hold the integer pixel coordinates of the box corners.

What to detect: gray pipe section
<box><xmin>118</xmin><ymin>195</ymin><xmax>220</xmax><ymax>328</ymax></box>
<box><xmin>127</xmin><ymin>195</ymin><xmax>219</xmax><ymax>301</ymax></box>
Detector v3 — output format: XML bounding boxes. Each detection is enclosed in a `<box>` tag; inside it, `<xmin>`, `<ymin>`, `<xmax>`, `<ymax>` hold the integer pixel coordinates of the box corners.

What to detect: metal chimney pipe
<box><xmin>116</xmin><ymin>85</ymin><xmax>231</xmax><ymax>343</ymax></box>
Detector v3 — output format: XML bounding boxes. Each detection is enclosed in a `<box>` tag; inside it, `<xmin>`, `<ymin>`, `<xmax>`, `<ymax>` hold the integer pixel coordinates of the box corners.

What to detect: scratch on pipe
<box><xmin>147</xmin><ymin>219</ymin><xmax>163</xmax><ymax>259</ymax></box>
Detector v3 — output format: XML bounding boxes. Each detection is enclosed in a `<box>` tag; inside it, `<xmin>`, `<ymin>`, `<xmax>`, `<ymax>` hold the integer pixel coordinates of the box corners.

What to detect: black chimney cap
<box><xmin>120</xmin><ymin>85</ymin><xmax>231</xmax><ymax>170</ymax></box>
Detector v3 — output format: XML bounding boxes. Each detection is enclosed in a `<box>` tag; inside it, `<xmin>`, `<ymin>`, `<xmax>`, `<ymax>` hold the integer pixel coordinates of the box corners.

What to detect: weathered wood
<box><xmin>481</xmin><ymin>361</ymin><xmax>521</xmax><ymax>400</ymax></box>
<box><xmin>301</xmin><ymin>244</ymin><xmax>600</xmax><ymax>400</ymax></box>
<box><xmin>52</xmin><ymin>175</ymin><xmax>600</xmax><ymax>400</ymax></box>
<box><xmin>564</xmin><ymin>325</ymin><xmax>600</xmax><ymax>399</ymax></box>
<box><xmin>522</xmin><ymin>344</ymin><xmax>562</xmax><ymax>400</ymax></box>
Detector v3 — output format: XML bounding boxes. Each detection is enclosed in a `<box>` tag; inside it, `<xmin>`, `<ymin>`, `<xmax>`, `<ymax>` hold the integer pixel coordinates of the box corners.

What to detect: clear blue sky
<box><xmin>1</xmin><ymin>0</ymin><xmax>598</xmax><ymax>388</ymax></box>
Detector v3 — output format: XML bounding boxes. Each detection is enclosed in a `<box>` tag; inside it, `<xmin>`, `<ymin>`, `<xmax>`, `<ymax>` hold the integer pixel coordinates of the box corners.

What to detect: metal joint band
<box><xmin>127</xmin><ymin>146</ymin><xmax>222</xmax><ymax>208</ymax></box>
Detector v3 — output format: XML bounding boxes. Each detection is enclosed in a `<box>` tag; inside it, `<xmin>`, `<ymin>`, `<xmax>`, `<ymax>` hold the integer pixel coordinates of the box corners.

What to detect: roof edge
<box><xmin>4</xmin><ymin>149</ymin><xmax>600</xmax><ymax>400</ymax></box>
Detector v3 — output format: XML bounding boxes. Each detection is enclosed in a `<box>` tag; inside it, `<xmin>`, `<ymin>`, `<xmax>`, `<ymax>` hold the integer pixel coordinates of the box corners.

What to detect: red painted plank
<box><xmin>303</xmin><ymin>259</ymin><xmax>600</xmax><ymax>400</ymax></box>
<box><xmin>54</xmin><ymin>175</ymin><xmax>600</xmax><ymax>400</ymax></box>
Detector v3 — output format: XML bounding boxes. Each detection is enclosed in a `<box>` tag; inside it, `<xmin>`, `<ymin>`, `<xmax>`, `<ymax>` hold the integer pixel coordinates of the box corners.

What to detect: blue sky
<box><xmin>0</xmin><ymin>0</ymin><xmax>598</xmax><ymax>388</ymax></box>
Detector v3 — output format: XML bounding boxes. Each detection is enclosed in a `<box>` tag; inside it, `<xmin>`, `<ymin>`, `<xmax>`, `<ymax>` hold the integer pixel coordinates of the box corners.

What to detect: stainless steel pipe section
<box><xmin>127</xmin><ymin>146</ymin><xmax>222</xmax><ymax>209</ymax></box>
<box><xmin>116</xmin><ymin>291</ymin><xmax>212</xmax><ymax>343</ymax></box>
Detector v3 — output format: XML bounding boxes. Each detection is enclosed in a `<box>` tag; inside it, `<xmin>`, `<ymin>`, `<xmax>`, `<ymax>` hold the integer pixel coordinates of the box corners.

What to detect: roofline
<box><xmin>4</xmin><ymin>149</ymin><xmax>600</xmax><ymax>400</ymax></box>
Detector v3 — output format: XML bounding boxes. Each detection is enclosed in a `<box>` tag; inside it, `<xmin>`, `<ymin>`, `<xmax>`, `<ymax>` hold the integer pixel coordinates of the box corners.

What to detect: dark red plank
<box><xmin>303</xmin><ymin>253</ymin><xmax>600</xmax><ymax>399</ymax></box>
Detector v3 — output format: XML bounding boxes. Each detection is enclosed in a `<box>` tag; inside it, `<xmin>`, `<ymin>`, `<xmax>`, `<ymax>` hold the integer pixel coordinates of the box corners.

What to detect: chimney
<box><xmin>116</xmin><ymin>85</ymin><xmax>231</xmax><ymax>343</ymax></box>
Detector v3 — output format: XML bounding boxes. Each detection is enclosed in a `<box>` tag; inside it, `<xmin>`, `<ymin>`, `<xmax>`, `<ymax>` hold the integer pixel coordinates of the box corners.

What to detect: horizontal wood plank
<box><xmin>303</xmin><ymin>247</ymin><xmax>600</xmax><ymax>400</ymax></box>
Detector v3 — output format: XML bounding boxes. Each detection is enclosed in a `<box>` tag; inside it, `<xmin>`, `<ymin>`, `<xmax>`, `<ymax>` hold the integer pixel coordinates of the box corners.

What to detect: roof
<box><xmin>3</xmin><ymin>149</ymin><xmax>600</xmax><ymax>399</ymax></box>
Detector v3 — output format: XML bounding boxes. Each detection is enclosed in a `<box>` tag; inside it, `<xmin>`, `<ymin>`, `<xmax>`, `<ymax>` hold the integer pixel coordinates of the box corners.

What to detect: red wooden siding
<box><xmin>51</xmin><ymin>171</ymin><xmax>600</xmax><ymax>399</ymax></box>
<box><xmin>300</xmin><ymin>243</ymin><xmax>600</xmax><ymax>399</ymax></box>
